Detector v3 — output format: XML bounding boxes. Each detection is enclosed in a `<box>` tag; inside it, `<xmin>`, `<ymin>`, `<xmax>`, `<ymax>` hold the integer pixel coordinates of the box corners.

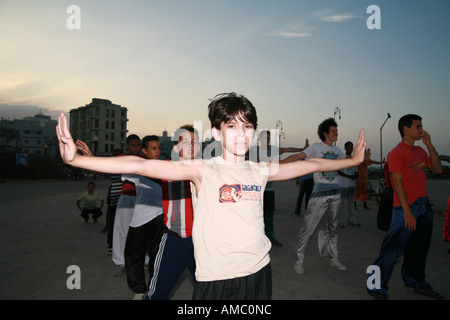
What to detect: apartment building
<box><xmin>69</xmin><ymin>98</ymin><xmax>128</xmax><ymax>156</ymax></box>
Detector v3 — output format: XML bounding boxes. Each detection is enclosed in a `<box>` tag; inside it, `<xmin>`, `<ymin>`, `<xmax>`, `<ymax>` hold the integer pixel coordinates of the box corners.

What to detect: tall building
<box><xmin>69</xmin><ymin>98</ymin><xmax>128</xmax><ymax>156</ymax></box>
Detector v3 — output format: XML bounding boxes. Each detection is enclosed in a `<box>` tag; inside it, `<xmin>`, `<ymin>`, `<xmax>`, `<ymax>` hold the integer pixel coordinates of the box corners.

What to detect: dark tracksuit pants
<box><xmin>125</xmin><ymin>214</ymin><xmax>164</xmax><ymax>294</ymax></box>
<box><xmin>368</xmin><ymin>197</ymin><xmax>433</xmax><ymax>296</ymax></box>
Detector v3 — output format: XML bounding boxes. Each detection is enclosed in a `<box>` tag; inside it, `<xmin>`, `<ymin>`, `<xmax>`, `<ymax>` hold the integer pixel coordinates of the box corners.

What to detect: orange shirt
<box><xmin>356</xmin><ymin>159</ymin><xmax>374</xmax><ymax>182</ymax></box>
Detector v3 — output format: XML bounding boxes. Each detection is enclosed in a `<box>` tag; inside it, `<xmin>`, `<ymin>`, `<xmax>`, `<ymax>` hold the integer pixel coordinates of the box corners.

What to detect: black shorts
<box><xmin>192</xmin><ymin>263</ymin><xmax>272</xmax><ymax>300</ymax></box>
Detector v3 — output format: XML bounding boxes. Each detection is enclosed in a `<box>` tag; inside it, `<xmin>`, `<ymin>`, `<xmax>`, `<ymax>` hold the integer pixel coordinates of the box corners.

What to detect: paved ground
<box><xmin>0</xmin><ymin>177</ymin><xmax>449</xmax><ymax>300</ymax></box>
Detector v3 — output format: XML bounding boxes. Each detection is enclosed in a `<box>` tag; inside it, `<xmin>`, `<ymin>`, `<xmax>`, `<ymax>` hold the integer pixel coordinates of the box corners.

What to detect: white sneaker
<box><xmin>330</xmin><ymin>258</ymin><xmax>347</xmax><ymax>271</ymax></box>
<box><xmin>293</xmin><ymin>260</ymin><xmax>304</xmax><ymax>275</ymax></box>
<box><xmin>133</xmin><ymin>293</ymin><xmax>146</xmax><ymax>300</ymax></box>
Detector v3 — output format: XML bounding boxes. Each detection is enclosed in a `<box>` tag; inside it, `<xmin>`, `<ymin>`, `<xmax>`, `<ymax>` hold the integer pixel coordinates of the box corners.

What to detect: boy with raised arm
<box><xmin>57</xmin><ymin>92</ymin><xmax>366</xmax><ymax>300</ymax></box>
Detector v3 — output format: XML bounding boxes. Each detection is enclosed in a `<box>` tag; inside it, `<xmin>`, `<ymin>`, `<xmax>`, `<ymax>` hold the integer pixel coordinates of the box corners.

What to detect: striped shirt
<box><xmin>107</xmin><ymin>173</ymin><xmax>122</xmax><ymax>206</ymax></box>
<box><xmin>162</xmin><ymin>180</ymin><xmax>194</xmax><ymax>238</ymax></box>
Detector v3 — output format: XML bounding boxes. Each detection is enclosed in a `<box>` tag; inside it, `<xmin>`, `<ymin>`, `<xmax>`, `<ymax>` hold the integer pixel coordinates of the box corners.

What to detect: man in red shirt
<box><xmin>367</xmin><ymin>114</ymin><xmax>443</xmax><ymax>299</ymax></box>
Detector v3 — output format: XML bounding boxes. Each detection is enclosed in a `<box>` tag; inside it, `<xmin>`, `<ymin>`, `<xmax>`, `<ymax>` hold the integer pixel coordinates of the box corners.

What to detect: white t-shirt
<box><xmin>339</xmin><ymin>166</ymin><xmax>357</xmax><ymax>188</ymax></box>
<box><xmin>303</xmin><ymin>142</ymin><xmax>346</xmax><ymax>192</ymax></box>
<box><xmin>127</xmin><ymin>175</ymin><xmax>163</xmax><ymax>228</ymax></box>
<box><xmin>191</xmin><ymin>156</ymin><xmax>271</xmax><ymax>282</ymax></box>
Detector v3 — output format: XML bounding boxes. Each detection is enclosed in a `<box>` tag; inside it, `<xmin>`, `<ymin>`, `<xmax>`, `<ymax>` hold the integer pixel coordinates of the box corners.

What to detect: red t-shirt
<box><xmin>388</xmin><ymin>142</ymin><xmax>430</xmax><ymax>206</ymax></box>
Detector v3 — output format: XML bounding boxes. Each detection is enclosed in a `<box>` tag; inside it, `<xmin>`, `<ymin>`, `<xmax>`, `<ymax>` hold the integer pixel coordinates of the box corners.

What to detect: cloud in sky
<box><xmin>266</xmin><ymin>18</ymin><xmax>314</xmax><ymax>39</ymax></box>
<box><xmin>267</xmin><ymin>31</ymin><xmax>311</xmax><ymax>39</ymax></box>
<box><xmin>320</xmin><ymin>13</ymin><xmax>358</xmax><ymax>23</ymax></box>
<box><xmin>267</xmin><ymin>8</ymin><xmax>358</xmax><ymax>39</ymax></box>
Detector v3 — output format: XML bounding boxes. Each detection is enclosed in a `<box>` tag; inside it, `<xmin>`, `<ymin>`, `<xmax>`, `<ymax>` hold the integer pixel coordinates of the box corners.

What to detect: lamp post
<box><xmin>93</xmin><ymin>135</ymin><xmax>98</xmax><ymax>180</ymax></box>
<box><xmin>275</xmin><ymin>120</ymin><xmax>285</xmax><ymax>144</ymax></box>
<box><xmin>380</xmin><ymin>113</ymin><xmax>391</xmax><ymax>171</ymax></box>
<box><xmin>334</xmin><ymin>107</ymin><xmax>341</xmax><ymax>120</ymax></box>
<box><xmin>94</xmin><ymin>135</ymin><xmax>98</xmax><ymax>156</ymax></box>
<box><xmin>333</xmin><ymin>108</ymin><xmax>341</xmax><ymax>145</ymax></box>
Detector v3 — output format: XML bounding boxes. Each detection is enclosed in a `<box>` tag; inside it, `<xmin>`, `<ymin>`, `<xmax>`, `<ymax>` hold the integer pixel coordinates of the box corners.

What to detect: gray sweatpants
<box><xmin>295</xmin><ymin>190</ymin><xmax>340</xmax><ymax>264</ymax></box>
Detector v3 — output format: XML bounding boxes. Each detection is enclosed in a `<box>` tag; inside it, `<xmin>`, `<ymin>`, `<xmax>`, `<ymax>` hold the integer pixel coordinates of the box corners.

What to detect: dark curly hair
<box><xmin>317</xmin><ymin>118</ymin><xmax>338</xmax><ymax>142</ymax></box>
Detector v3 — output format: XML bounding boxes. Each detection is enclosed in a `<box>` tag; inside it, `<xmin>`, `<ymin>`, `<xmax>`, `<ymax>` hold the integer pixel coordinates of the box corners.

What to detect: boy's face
<box><xmin>87</xmin><ymin>184</ymin><xmax>95</xmax><ymax>194</ymax></box>
<box><xmin>142</xmin><ymin>141</ymin><xmax>161</xmax><ymax>160</ymax></box>
<box><xmin>127</xmin><ymin>139</ymin><xmax>141</xmax><ymax>156</ymax></box>
<box><xmin>215</xmin><ymin>117</ymin><xmax>255</xmax><ymax>159</ymax></box>
<box><xmin>175</xmin><ymin>131</ymin><xmax>200</xmax><ymax>160</ymax></box>
<box><xmin>344</xmin><ymin>143</ymin><xmax>353</xmax><ymax>155</ymax></box>
<box><xmin>324</xmin><ymin>126</ymin><xmax>338</xmax><ymax>143</ymax></box>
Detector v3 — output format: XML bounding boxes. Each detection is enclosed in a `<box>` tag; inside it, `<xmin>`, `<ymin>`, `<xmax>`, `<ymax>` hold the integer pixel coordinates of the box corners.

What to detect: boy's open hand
<box><xmin>352</xmin><ymin>128</ymin><xmax>367</xmax><ymax>165</ymax></box>
<box><xmin>56</xmin><ymin>113</ymin><xmax>78</xmax><ymax>164</ymax></box>
<box><xmin>76</xmin><ymin>140</ymin><xmax>93</xmax><ymax>157</ymax></box>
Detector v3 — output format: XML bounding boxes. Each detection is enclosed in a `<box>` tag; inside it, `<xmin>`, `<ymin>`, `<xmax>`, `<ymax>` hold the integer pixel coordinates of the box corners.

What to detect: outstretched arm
<box><xmin>269</xmin><ymin>128</ymin><xmax>366</xmax><ymax>181</ymax></box>
<box><xmin>56</xmin><ymin>113</ymin><xmax>202</xmax><ymax>183</ymax></box>
<box><xmin>282</xmin><ymin>138</ymin><xmax>309</xmax><ymax>153</ymax></box>
<box><xmin>279</xmin><ymin>152</ymin><xmax>307</xmax><ymax>164</ymax></box>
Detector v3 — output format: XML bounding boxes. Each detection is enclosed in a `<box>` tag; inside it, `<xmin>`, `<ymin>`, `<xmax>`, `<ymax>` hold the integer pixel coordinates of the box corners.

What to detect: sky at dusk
<box><xmin>1</xmin><ymin>0</ymin><xmax>449</xmax><ymax>162</ymax></box>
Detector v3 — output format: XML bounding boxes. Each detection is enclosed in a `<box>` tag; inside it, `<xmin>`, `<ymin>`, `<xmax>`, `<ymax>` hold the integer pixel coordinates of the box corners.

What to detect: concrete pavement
<box><xmin>0</xmin><ymin>177</ymin><xmax>449</xmax><ymax>300</ymax></box>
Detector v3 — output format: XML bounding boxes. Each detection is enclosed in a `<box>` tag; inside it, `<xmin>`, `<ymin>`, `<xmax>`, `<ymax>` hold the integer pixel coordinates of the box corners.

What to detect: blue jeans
<box><xmin>367</xmin><ymin>197</ymin><xmax>433</xmax><ymax>296</ymax></box>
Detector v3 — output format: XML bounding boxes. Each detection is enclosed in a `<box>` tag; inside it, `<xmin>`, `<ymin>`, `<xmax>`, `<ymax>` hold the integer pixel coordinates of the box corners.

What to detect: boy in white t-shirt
<box><xmin>57</xmin><ymin>92</ymin><xmax>366</xmax><ymax>299</ymax></box>
<box><xmin>283</xmin><ymin>118</ymin><xmax>350</xmax><ymax>275</ymax></box>
<box><xmin>124</xmin><ymin>135</ymin><xmax>165</xmax><ymax>300</ymax></box>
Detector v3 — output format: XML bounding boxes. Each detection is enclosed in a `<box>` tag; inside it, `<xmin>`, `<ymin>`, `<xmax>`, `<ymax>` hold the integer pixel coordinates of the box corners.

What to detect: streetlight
<box><xmin>333</xmin><ymin>108</ymin><xmax>341</xmax><ymax>145</ymax></box>
<box><xmin>94</xmin><ymin>134</ymin><xmax>98</xmax><ymax>156</ymax></box>
<box><xmin>380</xmin><ymin>113</ymin><xmax>391</xmax><ymax>171</ymax></box>
<box><xmin>275</xmin><ymin>120</ymin><xmax>285</xmax><ymax>144</ymax></box>
<box><xmin>334</xmin><ymin>107</ymin><xmax>341</xmax><ymax>120</ymax></box>
<box><xmin>93</xmin><ymin>135</ymin><xmax>98</xmax><ymax>180</ymax></box>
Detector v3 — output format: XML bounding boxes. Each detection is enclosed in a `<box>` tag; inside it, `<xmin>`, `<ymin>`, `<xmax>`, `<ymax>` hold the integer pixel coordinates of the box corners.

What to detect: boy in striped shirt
<box><xmin>147</xmin><ymin>124</ymin><xmax>200</xmax><ymax>300</ymax></box>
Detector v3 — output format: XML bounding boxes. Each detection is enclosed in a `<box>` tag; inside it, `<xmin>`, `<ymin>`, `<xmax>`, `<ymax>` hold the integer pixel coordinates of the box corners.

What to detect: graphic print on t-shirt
<box><xmin>408</xmin><ymin>157</ymin><xmax>426</xmax><ymax>173</ymax></box>
<box><xmin>219</xmin><ymin>184</ymin><xmax>262</xmax><ymax>203</ymax></box>
<box><xmin>321</xmin><ymin>151</ymin><xmax>338</xmax><ymax>181</ymax></box>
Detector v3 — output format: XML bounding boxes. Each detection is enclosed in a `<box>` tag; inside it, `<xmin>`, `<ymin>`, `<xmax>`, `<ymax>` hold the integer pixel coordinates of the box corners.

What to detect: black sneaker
<box><xmin>413</xmin><ymin>286</ymin><xmax>444</xmax><ymax>299</ymax></box>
